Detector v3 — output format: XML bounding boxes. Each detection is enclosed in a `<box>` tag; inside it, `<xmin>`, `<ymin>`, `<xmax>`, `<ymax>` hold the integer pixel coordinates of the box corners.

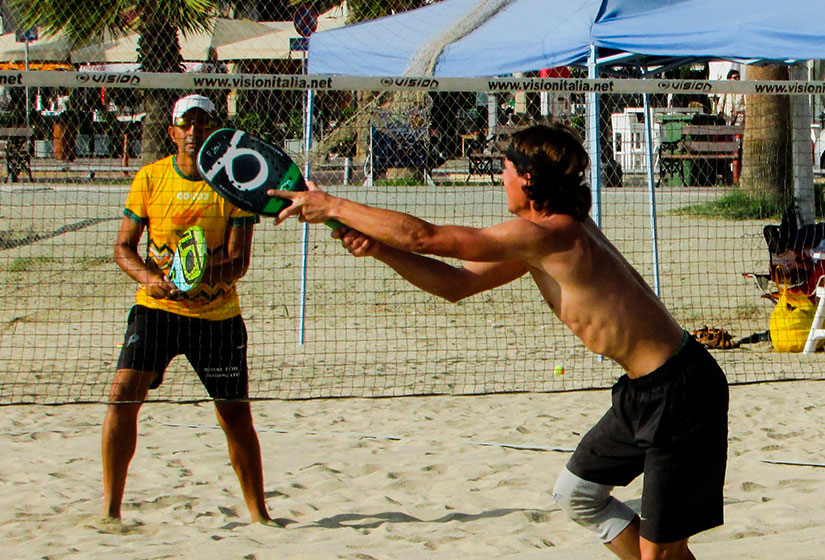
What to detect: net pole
<box><xmin>366</xmin><ymin>123</ymin><xmax>374</xmax><ymax>187</ymax></box>
<box><xmin>24</xmin><ymin>40</ymin><xmax>30</xmax><ymax>130</ymax></box>
<box><xmin>587</xmin><ymin>45</ymin><xmax>602</xmax><ymax>227</ymax></box>
<box><xmin>643</xmin><ymin>91</ymin><xmax>662</xmax><ymax>296</ymax></box>
<box><xmin>298</xmin><ymin>73</ymin><xmax>315</xmax><ymax>344</ymax></box>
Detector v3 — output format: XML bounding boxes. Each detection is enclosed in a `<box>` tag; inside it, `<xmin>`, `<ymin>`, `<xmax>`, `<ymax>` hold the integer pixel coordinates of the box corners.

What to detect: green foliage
<box><xmin>338</xmin><ymin>106</ymin><xmax>357</xmax><ymax>122</ymax></box>
<box><xmin>231</xmin><ymin>112</ymin><xmax>285</xmax><ymax>146</ymax></box>
<box><xmin>233</xmin><ymin>112</ymin><xmax>265</xmax><ymax>136</ymax></box>
<box><xmin>8</xmin><ymin>257</ymin><xmax>58</xmax><ymax>273</ymax></box>
<box><xmin>672</xmin><ymin>190</ymin><xmax>785</xmax><ymax>220</ymax></box>
<box><xmin>374</xmin><ymin>178</ymin><xmax>427</xmax><ymax>187</ymax></box>
<box><xmin>569</xmin><ymin>115</ymin><xmax>586</xmax><ymax>140</ymax></box>
<box><xmin>11</xmin><ymin>0</ymin><xmax>218</xmax><ymax>44</ymax></box>
<box><xmin>672</xmin><ymin>187</ymin><xmax>825</xmax><ymax>220</ymax></box>
<box><xmin>287</xmin><ymin>109</ymin><xmax>304</xmax><ymax>140</ymax></box>
<box><xmin>81</xmin><ymin>256</ymin><xmax>112</xmax><ymax>267</ymax></box>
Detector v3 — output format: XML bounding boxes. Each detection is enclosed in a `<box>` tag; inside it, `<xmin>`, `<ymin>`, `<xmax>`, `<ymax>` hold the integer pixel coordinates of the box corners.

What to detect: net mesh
<box><xmin>2</xmin><ymin>6</ymin><xmax>825</xmax><ymax>404</ymax></box>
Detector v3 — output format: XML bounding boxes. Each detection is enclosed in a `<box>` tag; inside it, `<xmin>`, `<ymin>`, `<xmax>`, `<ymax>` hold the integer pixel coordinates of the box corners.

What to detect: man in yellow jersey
<box><xmin>104</xmin><ymin>95</ymin><xmax>275</xmax><ymax>524</ymax></box>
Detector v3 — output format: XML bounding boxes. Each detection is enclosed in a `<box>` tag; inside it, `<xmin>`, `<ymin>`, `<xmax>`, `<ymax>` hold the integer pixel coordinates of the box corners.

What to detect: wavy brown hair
<box><xmin>508</xmin><ymin>123</ymin><xmax>591</xmax><ymax>221</ymax></box>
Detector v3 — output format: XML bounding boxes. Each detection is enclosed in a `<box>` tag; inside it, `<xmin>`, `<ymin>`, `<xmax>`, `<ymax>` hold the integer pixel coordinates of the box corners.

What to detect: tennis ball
<box><xmin>554</xmin><ymin>365</ymin><xmax>565</xmax><ymax>376</ymax></box>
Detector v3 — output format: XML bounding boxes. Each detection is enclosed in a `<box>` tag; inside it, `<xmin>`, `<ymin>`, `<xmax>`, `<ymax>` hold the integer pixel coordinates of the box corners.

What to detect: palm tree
<box><xmin>11</xmin><ymin>0</ymin><xmax>227</xmax><ymax>162</ymax></box>
<box><xmin>740</xmin><ymin>64</ymin><xmax>792</xmax><ymax>204</ymax></box>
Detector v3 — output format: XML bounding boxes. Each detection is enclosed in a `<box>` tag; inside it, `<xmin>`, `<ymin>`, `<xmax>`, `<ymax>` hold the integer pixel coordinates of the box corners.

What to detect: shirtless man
<box><xmin>271</xmin><ymin>123</ymin><xmax>728</xmax><ymax>560</ymax></box>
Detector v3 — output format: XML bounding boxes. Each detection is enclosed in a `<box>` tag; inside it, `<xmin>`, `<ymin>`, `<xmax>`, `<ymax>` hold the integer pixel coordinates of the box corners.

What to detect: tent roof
<box><xmin>308</xmin><ymin>0</ymin><xmax>825</xmax><ymax>77</ymax></box>
<box><xmin>0</xmin><ymin>31</ymin><xmax>72</xmax><ymax>63</ymax></box>
<box><xmin>310</xmin><ymin>0</ymin><xmax>596</xmax><ymax>77</ymax></box>
<box><xmin>594</xmin><ymin>0</ymin><xmax>825</xmax><ymax>62</ymax></box>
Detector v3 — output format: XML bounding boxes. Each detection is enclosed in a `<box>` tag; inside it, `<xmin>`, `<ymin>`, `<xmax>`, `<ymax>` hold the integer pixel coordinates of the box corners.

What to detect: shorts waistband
<box><xmin>627</xmin><ymin>331</ymin><xmax>699</xmax><ymax>390</ymax></box>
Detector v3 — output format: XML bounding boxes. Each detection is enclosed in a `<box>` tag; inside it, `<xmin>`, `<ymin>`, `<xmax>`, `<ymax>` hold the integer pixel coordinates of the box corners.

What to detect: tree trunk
<box><xmin>741</xmin><ymin>65</ymin><xmax>791</xmax><ymax>201</ymax></box>
<box><xmin>355</xmin><ymin>91</ymin><xmax>376</xmax><ymax>164</ymax></box>
<box><xmin>137</xmin><ymin>20</ymin><xmax>183</xmax><ymax>164</ymax></box>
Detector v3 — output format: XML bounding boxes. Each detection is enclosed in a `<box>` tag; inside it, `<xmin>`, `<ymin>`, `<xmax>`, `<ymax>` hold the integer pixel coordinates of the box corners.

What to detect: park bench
<box><xmin>0</xmin><ymin>127</ymin><xmax>34</xmax><ymax>182</ymax></box>
<box><xmin>466</xmin><ymin>125</ymin><xmax>524</xmax><ymax>183</ymax></box>
<box><xmin>659</xmin><ymin>124</ymin><xmax>743</xmax><ymax>187</ymax></box>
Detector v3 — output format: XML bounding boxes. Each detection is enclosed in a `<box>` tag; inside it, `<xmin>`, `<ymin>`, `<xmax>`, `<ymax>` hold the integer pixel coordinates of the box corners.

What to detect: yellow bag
<box><xmin>769</xmin><ymin>289</ymin><xmax>817</xmax><ymax>352</ymax></box>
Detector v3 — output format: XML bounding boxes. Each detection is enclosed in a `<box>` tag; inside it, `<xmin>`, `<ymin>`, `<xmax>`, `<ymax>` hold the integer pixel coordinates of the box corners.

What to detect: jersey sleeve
<box><xmin>123</xmin><ymin>166</ymin><xmax>151</xmax><ymax>224</ymax></box>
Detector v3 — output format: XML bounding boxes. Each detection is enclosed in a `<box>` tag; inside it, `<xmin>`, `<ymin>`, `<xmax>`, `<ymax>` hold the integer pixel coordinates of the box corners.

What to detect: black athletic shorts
<box><xmin>566</xmin><ymin>334</ymin><xmax>729</xmax><ymax>544</ymax></box>
<box><xmin>116</xmin><ymin>305</ymin><xmax>249</xmax><ymax>400</ymax></box>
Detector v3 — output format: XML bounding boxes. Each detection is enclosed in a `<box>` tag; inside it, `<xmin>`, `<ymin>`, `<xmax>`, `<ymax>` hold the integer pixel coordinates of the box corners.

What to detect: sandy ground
<box><xmin>1</xmin><ymin>381</ymin><xmax>824</xmax><ymax>559</ymax></box>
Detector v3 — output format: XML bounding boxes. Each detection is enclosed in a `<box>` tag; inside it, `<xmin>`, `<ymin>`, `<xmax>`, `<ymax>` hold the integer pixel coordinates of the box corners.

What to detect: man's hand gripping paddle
<box><xmin>197</xmin><ymin>128</ymin><xmax>342</xmax><ymax>228</ymax></box>
<box><xmin>168</xmin><ymin>225</ymin><xmax>208</xmax><ymax>292</ymax></box>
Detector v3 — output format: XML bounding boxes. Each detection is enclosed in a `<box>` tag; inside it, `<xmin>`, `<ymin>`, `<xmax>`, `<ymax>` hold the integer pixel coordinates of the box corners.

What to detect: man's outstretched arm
<box><xmin>333</xmin><ymin>227</ymin><xmax>528</xmax><ymax>302</ymax></box>
<box><xmin>271</xmin><ymin>182</ymin><xmax>548</xmax><ymax>264</ymax></box>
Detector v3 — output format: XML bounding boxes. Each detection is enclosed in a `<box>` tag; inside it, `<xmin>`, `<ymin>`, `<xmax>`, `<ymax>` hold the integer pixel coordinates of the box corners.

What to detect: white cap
<box><xmin>171</xmin><ymin>94</ymin><xmax>215</xmax><ymax>123</ymax></box>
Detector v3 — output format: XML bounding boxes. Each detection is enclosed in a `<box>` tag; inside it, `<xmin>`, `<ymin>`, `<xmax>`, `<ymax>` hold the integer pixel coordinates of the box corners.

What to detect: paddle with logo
<box><xmin>197</xmin><ymin>128</ymin><xmax>342</xmax><ymax>228</ymax></box>
<box><xmin>168</xmin><ymin>225</ymin><xmax>208</xmax><ymax>292</ymax></box>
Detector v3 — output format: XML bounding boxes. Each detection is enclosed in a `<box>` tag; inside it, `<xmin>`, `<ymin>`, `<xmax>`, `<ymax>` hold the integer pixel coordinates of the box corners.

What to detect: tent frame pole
<box><xmin>588</xmin><ymin>45</ymin><xmax>605</xmax><ymax>363</ymax></box>
<box><xmin>587</xmin><ymin>45</ymin><xmax>601</xmax><ymax>227</ymax></box>
<box><xmin>591</xmin><ymin>50</ymin><xmax>662</xmax><ymax>300</ymax></box>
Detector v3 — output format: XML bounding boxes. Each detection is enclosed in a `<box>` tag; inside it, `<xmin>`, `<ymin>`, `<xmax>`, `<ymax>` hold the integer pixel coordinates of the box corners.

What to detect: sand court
<box><xmin>1</xmin><ymin>381</ymin><xmax>824</xmax><ymax>559</ymax></box>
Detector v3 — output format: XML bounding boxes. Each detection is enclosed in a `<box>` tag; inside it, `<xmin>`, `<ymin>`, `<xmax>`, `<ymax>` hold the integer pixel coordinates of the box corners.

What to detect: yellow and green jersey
<box><xmin>123</xmin><ymin>155</ymin><xmax>259</xmax><ymax>320</ymax></box>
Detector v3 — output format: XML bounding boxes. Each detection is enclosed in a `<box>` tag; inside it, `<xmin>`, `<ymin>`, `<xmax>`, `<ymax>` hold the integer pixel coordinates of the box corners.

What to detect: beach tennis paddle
<box><xmin>197</xmin><ymin>128</ymin><xmax>342</xmax><ymax>228</ymax></box>
<box><xmin>168</xmin><ymin>225</ymin><xmax>208</xmax><ymax>292</ymax></box>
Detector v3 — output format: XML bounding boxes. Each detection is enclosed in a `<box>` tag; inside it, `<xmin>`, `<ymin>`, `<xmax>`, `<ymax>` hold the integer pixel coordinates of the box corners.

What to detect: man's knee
<box><xmin>640</xmin><ymin>538</ymin><xmax>694</xmax><ymax>560</ymax></box>
<box><xmin>552</xmin><ymin>467</ymin><xmax>637</xmax><ymax>543</ymax></box>
<box><xmin>108</xmin><ymin>369</ymin><xmax>155</xmax><ymax>403</ymax></box>
<box><xmin>215</xmin><ymin>400</ymin><xmax>254</xmax><ymax>432</ymax></box>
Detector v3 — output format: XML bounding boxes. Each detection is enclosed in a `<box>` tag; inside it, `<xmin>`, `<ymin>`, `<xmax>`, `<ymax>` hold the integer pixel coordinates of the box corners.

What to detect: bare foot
<box><xmin>86</xmin><ymin>516</ymin><xmax>130</xmax><ymax>534</ymax></box>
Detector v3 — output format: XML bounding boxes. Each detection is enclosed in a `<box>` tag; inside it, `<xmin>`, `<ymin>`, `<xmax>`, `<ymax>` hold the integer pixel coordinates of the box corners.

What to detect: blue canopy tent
<box><xmin>309</xmin><ymin>0</ymin><xmax>599</xmax><ymax>77</ymax></box>
<box><xmin>593</xmin><ymin>0</ymin><xmax>825</xmax><ymax>62</ymax></box>
<box><xmin>308</xmin><ymin>0</ymin><xmax>824</xmax><ymax>294</ymax></box>
<box><xmin>309</xmin><ymin>0</ymin><xmax>825</xmax><ymax>77</ymax></box>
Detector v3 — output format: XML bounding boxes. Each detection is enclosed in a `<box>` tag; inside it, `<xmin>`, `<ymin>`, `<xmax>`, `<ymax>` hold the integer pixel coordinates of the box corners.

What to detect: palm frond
<box><xmin>11</xmin><ymin>0</ymin><xmax>133</xmax><ymax>44</ymax></box>
<box><xmin>11</xmin><ymin>0</ymin><xmax>229</xmax><ymax>44</ymax></box>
